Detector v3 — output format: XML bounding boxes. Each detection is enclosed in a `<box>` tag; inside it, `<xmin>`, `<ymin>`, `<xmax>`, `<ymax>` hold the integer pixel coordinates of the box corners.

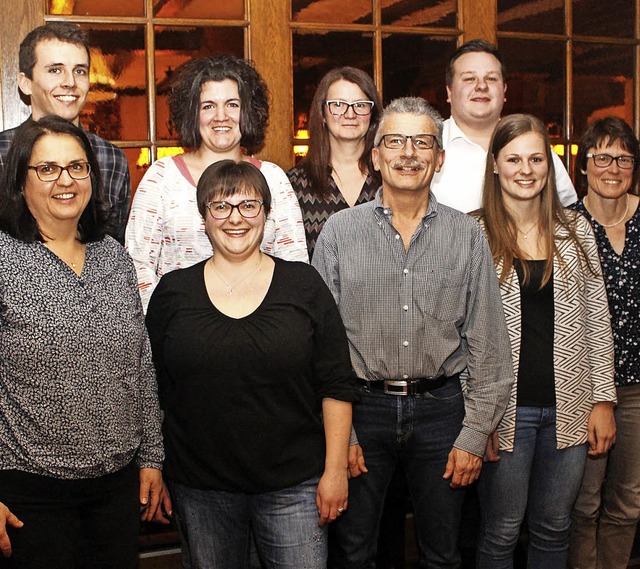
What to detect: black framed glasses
<box><xmin>586</xmin><ymin>153</ymin><xmax>635</xmax><ymax>169</ymax></box>
<box><xmin>378</xmin><ymin>134</ymin><xmax>438</xmax><ymax>150</ymax></box>
<box><xmin>325</xmin><ymin>100</ymin><xmax>374</xmax><ymax>116</ymax></box>
<box><xmin>28</xmin><ymin>161</ymin><xmax>91</xmax><ymax>182</ymax></box>
<box><xmin>206</xmin><ymin>199</ymin><xmax>264</xmax><ymax>220</ymax></box>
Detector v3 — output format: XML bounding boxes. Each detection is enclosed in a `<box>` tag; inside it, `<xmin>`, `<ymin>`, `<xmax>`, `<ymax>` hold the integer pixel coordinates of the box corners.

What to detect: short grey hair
<box><xmin>374</xmin><ymin>97</ymin><xmax>444</xmax><ymax>149</ymax></box>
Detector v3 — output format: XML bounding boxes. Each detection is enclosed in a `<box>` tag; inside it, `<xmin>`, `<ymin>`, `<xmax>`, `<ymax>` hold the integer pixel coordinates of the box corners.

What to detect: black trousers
<box><xmin>0</xmin><ymin>462</ymin><xmax>139</xmax><ymax>569</ymax></box>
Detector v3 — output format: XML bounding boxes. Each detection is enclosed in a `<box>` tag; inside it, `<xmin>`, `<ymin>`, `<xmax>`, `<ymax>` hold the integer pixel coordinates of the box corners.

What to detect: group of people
<box><xmin>0</xmin><ymin>20</ymin><xmax>637</xmax><ymax>569</ymax></box>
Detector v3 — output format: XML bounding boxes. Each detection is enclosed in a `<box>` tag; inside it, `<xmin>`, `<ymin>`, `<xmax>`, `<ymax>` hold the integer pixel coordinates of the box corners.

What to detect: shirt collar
<box><xmin>373</xmin><ymin>188</ymin><xmax>439</xmax><ymax>224</ymax></box>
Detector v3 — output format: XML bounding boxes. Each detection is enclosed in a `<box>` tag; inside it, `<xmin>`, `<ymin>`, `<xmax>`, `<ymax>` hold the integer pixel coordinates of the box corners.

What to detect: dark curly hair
<box><xmin>0</xmin><ymin>116</ymin><xmax>110</xmax><ymax>243</ymax></box>
<box><xmin>168</xmin><ymin>55</ymin><xmax>269</xmax><ymax>155</ymax></box>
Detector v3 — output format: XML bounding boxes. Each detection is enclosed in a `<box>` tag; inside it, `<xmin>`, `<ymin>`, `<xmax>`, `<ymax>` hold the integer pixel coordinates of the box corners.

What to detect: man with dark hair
<box><xmin>0</xmin><ymin>22</ymin><xmax>131</xmax><ymax>243</ymax></box>
<box><xmin>313</xmin><ymin>97</ymin><xmax>513</xmax><ymax>568</ymax></box>
<box><xmin>432</xmin><ymin>39</ymin><xmax>576</xmax><ymax>212</ymax></box>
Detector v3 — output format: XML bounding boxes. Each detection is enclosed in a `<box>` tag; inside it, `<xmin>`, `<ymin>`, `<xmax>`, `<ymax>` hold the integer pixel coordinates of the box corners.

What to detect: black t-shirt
<box><xmin>515</xmin><ymin>259</ymin><xmax>556</xmax><ymax>407</ymax></box>
<box><xmin>146</xmin><ymin>257</ymin><xmax>357</xmax><ymax>493</ymax></box>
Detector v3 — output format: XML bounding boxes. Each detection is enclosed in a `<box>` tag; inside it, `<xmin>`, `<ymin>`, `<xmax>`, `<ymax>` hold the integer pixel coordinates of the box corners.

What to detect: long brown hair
<box><xmin>302</xmin><ymin>67</ymin><xmax>382</xmax><ymax>197</ymax></box>
<box><xmin>477</xmin><ymin>114</ymin><xmax>593</xmax><ymax>286</ymax></box>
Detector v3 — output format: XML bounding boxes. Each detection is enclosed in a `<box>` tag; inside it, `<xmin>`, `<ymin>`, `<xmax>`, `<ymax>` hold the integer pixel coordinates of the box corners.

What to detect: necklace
<box><xmin>209</xmin><ymin>255</ymin><xmax>263</xmax><ymax>296</ymax></box>
<box><xmin>517</xmin><ymin>221</ymin><xmax>538</xmax><ymax>240</ymax></box>
<box><xmin>584</xmin><ymin>194</ymin><xmax>629</xmax><ymax>228</ymax></box>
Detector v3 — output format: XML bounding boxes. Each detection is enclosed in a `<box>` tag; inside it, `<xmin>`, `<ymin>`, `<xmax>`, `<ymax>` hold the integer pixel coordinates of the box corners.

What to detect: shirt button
<box><xmin>403</xmin><ymin>305</ymin><xmax>408</xmax><ymax>311</ymax></box>
<box><xmin>402</xmin><ymin>374</ymin><xmax>409</xmax><ymax>379</ymax></box>
<box><xmin>383</xmin><ymin>209</ymin><xmax>389</xmax><ymax>215</ymax></box>
<box><xmin>403</xmin><ymin>268</ymin><xmax>409</xmax><ymax>274</ymax></box>
<box><xmin>403</xmin><ymin>340</ymin><xmax>409</xmax><ymax>347</ymax></box>
<box><xmin>395</xmin><ymin>234</ymin><xmax>400</xmax><ymax>240</ymax></box>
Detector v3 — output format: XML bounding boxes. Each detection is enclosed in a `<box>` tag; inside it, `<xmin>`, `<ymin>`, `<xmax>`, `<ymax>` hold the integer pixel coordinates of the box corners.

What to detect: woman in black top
<box><xmin>146</xmin><ymin>160</ymin><xmax>356</xmax><ymax>568</ymax></box>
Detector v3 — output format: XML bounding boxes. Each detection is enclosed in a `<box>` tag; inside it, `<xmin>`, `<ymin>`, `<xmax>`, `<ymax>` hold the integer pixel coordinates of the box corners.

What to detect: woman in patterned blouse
<box><xmin>569</xmin><ymin>117</ymin><xmax>640</xmax><ymax>569</ymax></box>
<box><xmin>126</xmin><ymin>55</ymin><xmax>308</xmax><ymax>311</ymax></box>
<box><xmin>0</xmin><ymin>116</ymin><xmax>165</xmax><ymax>568</ymax></box>
<box><xmin>287</xmin><ymin>67</ymin><xmax>382</xmax><ymax>258</ymax></box>
<box><xmin>473</xmin><ymin>114</ymin><xmax>616</xmax><ymax>569</ymax></box>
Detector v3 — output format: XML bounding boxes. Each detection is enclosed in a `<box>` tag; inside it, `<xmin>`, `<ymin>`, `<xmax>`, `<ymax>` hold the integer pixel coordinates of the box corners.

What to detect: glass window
<box><xmin>154</xmin><ymin>0</ymin><xmax>244</xmax><ymax>19</ymax></box>
<box><xmin>498</xmin><ymin>0</ymin><xmax>564</xmax><ymax>35</ymax></box>
<box><xmin>293</xmin><ymin>31</ymin><xmax>374</xmax><ymax>138</ymax></box>
<box><xmin>155</xmin><ymin>26</ymin><xmax>245</xmax><ymax>140</ymax></box>
<box><xmin>573</xmin><ymin>0</ymin><xmax>634</xmax><ymax>38</ymax></box>
<box><xmin>573</xmin><ymin>42</ymin><xmax>634</xmax><ymax>137</ymax></box>
<box><xmin>382</xmin><ymin>35</ymin><xmax>457</xmax><ymax>116</ymax></box>
<box><xmin>48</xmin><ymin>0</ymin><xmax>144</xmax><ymax>16</ymax></box>
<box><xmin>500</xmin><ymin>38</ymin><xmax>566</xmax><ymax>140</ymax></box>
<box><xmin>292</xmin><ymin>0</ymin><xmax>373</xmax><ymax>24</ymax></box>
<box><xmin>381</xmin><ymin>0</ymin><xmax>456</xmax><ymax>28</ymax></box>
<box><xmin>78</xmin><ymin>25</ymin><xmax>147</xmax><ymax>142</ymax></box>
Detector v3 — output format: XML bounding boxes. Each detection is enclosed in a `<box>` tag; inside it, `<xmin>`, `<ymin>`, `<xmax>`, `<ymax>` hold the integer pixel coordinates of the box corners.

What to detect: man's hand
<box><xmin>139</xmin><ymin>468</ymin><xmax>167</xmax><ymax>522</ymax></box>
<box><xmin>443</xmin><ymin>448</ymin><xmax>482</xmax><ymax>488</ymax></box>
<box><xmin>0</xmin><ymin>502</ymin><xmax>23</xmax><ymax>558</ymax></box>
<box><xmin>347</xmin><ymin>444</ymin><xmax>368</xmax><ymax>478</ymax></box>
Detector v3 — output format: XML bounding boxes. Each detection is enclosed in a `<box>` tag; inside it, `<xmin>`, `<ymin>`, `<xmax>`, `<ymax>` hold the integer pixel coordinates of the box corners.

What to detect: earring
<box><xmin>580</xmin><ymin>170</ymin><xmax>586</xmax><ymax>175</ymax></box>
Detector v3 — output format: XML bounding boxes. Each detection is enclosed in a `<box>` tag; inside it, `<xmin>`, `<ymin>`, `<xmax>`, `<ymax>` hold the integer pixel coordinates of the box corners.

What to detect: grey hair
<box><xmin>374</xmin><ymin>97</ymin><xmax>444</xmax><ymax>148</ymax></box>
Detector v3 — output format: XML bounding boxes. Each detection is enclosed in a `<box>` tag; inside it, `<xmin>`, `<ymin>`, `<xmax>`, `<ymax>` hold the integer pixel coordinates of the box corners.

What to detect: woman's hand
<box><xmin>139</xmin><ymin>468</ymin><xmax>171</xmax><ymax>523</ymax></box>
<box><xmin>0</xmin><ymin>502</ymin><xmax>23</xmax><ymax>558</ymax></box>
<box><xmin>316</xmin><ymin>468</ymin><xmax>348</xmax><ymax>527</ymax></box>
<box><xmin>483</xmin><ymin>431</ymin><xmax>500</xmax><ymax>462</ymax></box>
<box><xmin>587</xmin><ymin>401</ymin><xmax>616</xmax><ymax>456</ymax></box>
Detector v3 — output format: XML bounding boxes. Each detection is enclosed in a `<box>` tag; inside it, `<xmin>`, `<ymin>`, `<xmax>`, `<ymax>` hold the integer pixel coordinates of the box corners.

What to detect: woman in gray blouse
<box><xmin>0</xmin><ymin>116</ymin><xmax>165</xmax><ymax>568</ymax></box>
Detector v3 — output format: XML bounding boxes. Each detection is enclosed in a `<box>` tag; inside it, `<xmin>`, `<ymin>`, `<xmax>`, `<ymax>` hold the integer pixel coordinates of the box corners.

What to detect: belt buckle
<box><xmin>384</xmin><ymin>380</ymin><xmax>410</xmax><ymax>396</ymax></box>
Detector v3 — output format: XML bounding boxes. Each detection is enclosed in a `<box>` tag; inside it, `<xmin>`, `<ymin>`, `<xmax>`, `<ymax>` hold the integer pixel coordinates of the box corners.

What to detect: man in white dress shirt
<box><xmin>431</xmin><ymin>39</ymin><xmax>577</xmax><ymax>212</ymax></box>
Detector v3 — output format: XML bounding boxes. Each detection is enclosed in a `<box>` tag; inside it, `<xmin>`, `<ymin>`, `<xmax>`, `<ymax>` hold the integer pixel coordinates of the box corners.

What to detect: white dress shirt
<box><xmin>432</xmin><ymin>117</ymin><xmax>578</xmax><ymax>213</ymax></box>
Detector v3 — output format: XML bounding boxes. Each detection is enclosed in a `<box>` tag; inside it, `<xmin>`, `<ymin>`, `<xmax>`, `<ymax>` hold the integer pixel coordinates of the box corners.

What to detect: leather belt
<box><xmin>358</xmin><ymin>373</ymin><xmax>460</xmax><ymax>396</ymax></box>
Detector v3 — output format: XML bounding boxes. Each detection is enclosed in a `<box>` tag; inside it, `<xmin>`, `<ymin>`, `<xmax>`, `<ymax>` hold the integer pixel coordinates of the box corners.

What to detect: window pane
<box><xmin>381</xmin><ymin>0</ymin><xmax>456</xmax><ymax>28</ymax></box>
<box><xmin>154</xmin><ymin>0</ymin><xmax>244</xmax><ymax>19</ymax></box>
<box><xmin>124</xmin><ymin>147</ymin><xmax>150</xmax><ymax>200</ymax></box>
<box><xmin>293</xmin><ymin>31</ymin><xmax>373</xmax><ymax>137</ymax></box>
<box><xmin>573</xmin><ymin>42</ymin><xmax>634</xmax><ymax>137</ymax></box>
<box><xmin>79</xmin><ymin>25</ymin><xmax>147</xmax><ymax>142</ymax></box>
<box><xmin>573</xmin><ymin>0</ymin><xmax>634</xmax><ymax>38</ymax></box>
<box><xmin>48</xmin><ymin>0</ymin><xmax>144</xmax><ymax>16</ymax></box>
<box><xmin>155</xmin><ymin>27</ymin><xmax>245</xmax><ymax>140</ymax></box>
<box><xmin>498</xmin><ymin>0</ymin><xmax>564</xmax><ymax>35</ymax></box>
<box><xmin>500</xmin><ymin>38</ymin><xmax>566</xmax><ymax>140</ymax></box>
<box><xmin>382</xmin><ymin>35</ymin><xmax>457</xmax><ymax>117</ymax></box>
<box><xmin>292</xmin><ymin>0</ymin><xmax>373</xmax><ymax>24</ymax></box>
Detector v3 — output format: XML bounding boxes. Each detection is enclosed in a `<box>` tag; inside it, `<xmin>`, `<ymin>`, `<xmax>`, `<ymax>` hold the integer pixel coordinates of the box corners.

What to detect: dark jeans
<box><xmin>333</xmin><ymin>379</ymin><xmax>466</xmax><ymax>569</ymax></box>
<box><xmin>0</xmin><ymin>462</ymin><xmax>139</xmax><ymax>569</ymax></box>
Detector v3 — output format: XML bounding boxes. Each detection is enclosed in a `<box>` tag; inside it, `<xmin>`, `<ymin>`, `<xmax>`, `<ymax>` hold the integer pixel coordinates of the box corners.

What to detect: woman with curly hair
<box><xmin>126</xmin><ymin>55</ymin><xmax>307</xmax><ymax>310</ymax></box>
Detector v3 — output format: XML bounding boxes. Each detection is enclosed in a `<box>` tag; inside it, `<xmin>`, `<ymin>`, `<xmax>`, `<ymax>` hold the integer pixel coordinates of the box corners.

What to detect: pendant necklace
<box><xmin>210</xmin><ymin>255</ymin><xmax>263</xmax><ymax>296</ymax></box>
<box><xmin>518</xmin><ymin>221</ymin><xmax>538</xmax><ymax>240</ymax></box>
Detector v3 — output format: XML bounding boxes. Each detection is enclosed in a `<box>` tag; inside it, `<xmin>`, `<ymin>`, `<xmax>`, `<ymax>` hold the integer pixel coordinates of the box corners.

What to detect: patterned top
<box><xmin>0</xmin><ymin>232</ymin><xmax>163</xmax><ymax>479</ymax></box>
<box><xmin>312</xmin><ymin>190</ymin><xmax>514</xmax><ymax>457</ymax></box>
<box><xmin>477</xmin><ymin>213</ymin><xmax>616</xmax><ymax>451</ymax></box>
<box><xmin>287</xmin><ymin>164</ymin><xmax>380</xmax><ymax>259</ymax></box>
<box><xmin>0</xmin><ymin>121</ymin><xmax>131</xmax><ymax>244</ymax></box>
<box><xmin>125</xmin><ymin>155</ymin><xmax>308</xmax><ymax>311</ymax></box>
<box><xmin>571</xmin><ymin>199</ymin><xmax>640</xmax><ymax>387</ymax></box>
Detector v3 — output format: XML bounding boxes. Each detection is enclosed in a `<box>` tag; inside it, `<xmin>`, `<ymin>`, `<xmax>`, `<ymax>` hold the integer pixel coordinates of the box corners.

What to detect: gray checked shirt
<box><xmin>312</xmin><ymin>189</ymin><xmax>514</xmax><ymax>456</ymax></box>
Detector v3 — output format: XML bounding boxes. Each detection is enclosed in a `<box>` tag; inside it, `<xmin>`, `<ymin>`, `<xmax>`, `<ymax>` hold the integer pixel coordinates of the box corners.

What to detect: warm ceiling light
<box><xmin>50</xmin><ymin>0</ymin><xmax>74</xmax><ymax>13</ymax></box>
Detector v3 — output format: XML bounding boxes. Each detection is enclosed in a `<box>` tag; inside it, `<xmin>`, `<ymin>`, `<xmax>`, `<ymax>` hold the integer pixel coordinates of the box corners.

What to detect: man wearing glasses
<box><xmin>312</xmin><ymin>97</ymin><xmax>513</xmax><ymax>568</ymax></box>
<box><xmin>0</xmin><ymin>22</ymin><xmax>130</xmax><ymax>243</ymax></box>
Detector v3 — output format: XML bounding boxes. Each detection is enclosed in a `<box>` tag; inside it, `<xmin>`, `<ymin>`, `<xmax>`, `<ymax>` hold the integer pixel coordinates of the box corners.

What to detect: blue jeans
<box><xmin>169</xmin><ymin>476</ymin><xmax>326</xmax><ymax>569</ymax></box>
<box><xmin>334</xmin><ymin>379</ymin><xmax>466</xmax><ymax>569</ymax></box>
<box><xmin>477</xmin><ymin>406</ymin><xmax>588</xmax><ymax>569</ymax></box>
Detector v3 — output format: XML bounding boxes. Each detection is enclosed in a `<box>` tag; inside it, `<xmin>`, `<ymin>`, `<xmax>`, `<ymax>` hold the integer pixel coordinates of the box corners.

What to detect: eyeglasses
<box><xmin>206</xmin><ymin>199</ymin><xmax>264</xmax><ymax>220</ymax></box>
<box><xmin>28</xmin><ymin>161</ymin><xmax>91</xmax><ymax>182</ymax></box>
<box><xmin>586</xmin><ymin>153</ymin><xmax>635</xmax><ymax>170</ymax></box>
<box><xmin>325</xmin><ymin>100</ymin><xmax>375</xmax><ymax>116</ymax></box>
<box><xmin>378</xmin><ymin>134</ymin><xmax>438</xmax><ymax>150</ymax></box>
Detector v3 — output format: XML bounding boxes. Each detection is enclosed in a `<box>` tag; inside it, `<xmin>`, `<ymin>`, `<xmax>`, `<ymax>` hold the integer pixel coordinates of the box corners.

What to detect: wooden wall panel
<box><xmin>460</xmin><ymin>0</ymin><xmax>496</xmax><ymax>44</ymax></box>
<box><xmin>0</xmin><ymin>0</ymin><xmax>43</xmax><ymax>130</ymax></box>
<box><xmin>248</xmin><ymin>0</ymin><xmax>294</xmax><ymax>170</ymax></box>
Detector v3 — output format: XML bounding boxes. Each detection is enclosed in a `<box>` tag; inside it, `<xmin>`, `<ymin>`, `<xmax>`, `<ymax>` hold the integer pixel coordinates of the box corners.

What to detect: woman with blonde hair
<box><xmin>473</xmin><ymin>114</ymin><xmax>616</xmax><ymax>568</ymax></box>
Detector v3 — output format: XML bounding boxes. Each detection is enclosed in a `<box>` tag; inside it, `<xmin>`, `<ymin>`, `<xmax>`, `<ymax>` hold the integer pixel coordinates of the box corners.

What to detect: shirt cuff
<box><xmin>453</xmin><ymin>426</ymin><xmax>488</xmax><ymax>458</ymax></box>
